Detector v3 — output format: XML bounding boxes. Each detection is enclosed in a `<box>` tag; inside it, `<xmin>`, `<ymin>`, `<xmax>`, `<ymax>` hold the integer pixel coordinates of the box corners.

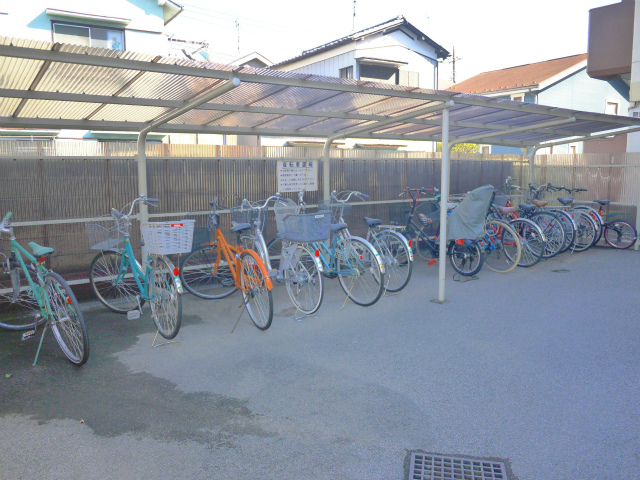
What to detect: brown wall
<box><xmin>587</xmin><ymin>0</ymin><xmax>635</xmax><ymax>79</ymax></box>
<box><xmin>583</xmin><ymin>134</ymin><xmax>628</xmax><ymax>153</ymax></box>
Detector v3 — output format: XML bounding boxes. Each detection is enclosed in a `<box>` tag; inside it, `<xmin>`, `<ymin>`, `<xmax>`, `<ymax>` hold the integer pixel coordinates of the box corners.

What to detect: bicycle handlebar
<box><xmin>0</xmin><ymin>211</ymin><xmax>12</xmax><ymax>234</ymax></box>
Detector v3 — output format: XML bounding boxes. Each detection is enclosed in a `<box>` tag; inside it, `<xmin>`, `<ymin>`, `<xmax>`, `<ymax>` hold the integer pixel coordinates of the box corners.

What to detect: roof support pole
<box><xmin>321</xmin><ymin>101</ymin><xmax>455</xmax><ymax>200</ymax></box>
<box><xmin>436</xmin><ymin>107</ymin><xmax>450</xmax><ymax>303</ymax></box>
<box><xmin>528</xmin><ymin>146</ymin><xmax>541</xmax><ymax>187</ymax></box>
<box><xmin>135</xmin><ymin>77</ymin><xmax>241</xmax><ymax>257</ymax></box>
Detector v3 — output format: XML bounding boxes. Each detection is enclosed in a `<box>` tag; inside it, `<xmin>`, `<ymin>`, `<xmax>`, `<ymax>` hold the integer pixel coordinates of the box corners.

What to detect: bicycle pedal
<box><xmin>428</xmin><ymin>259</ymin><xmax>437</xmax><ymax>266</ymax></box>
<box><xmin>127</xmin><ymin>310</ymin><xmax>141</xmax><ymax>320</ymax></box>
<box><xmin>21</xmin><ymin>329</ymin><xmax>36</xmax><ymax>341</ymax></box>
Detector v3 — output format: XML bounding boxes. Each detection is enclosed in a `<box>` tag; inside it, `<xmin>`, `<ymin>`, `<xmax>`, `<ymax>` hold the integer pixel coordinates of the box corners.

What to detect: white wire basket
<box><xmin>141</xmin><ymin>220</ymin><xmax>195</xmax><ymax>255</ymax></box>
<box><xmin>86</xmin><ymin>218</ymin><xmax>125</xmax><ymax>251</ymax></box>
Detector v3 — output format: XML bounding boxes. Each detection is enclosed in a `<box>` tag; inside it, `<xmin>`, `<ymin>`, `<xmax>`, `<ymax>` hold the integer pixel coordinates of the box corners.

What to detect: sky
<box><xmin>166</xmin><ymin>0</ymin><xmax>619</xmax><ymax>86</ymax></box>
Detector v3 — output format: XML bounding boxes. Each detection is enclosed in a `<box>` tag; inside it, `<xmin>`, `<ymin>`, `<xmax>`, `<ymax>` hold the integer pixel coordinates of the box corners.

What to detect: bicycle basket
<box><xmin>317</xmin><ymin>200</ymin><xmax>351</xmax><ymax>224</ymax></box>
<box><xmin>493</xmin><ymin>192</ymin><xmax>509</xmax><ymax>208</ymax></box>
<box><xmin>141</xmin><ymin>220</ymin><xmax>195</xmax><ymax>255</ymax></box>
<box><xmin>86</xmin><ymin>217</ymin><xmax>125</xmax><ymax>250</ymax></box>
<box><xmin>414</xmin><ymin>200</ymin><xmax>440</xmax><ymax>227</ymax></box>
<box><xmin>230</xmin><ymin>204</ymin><xmax>267</xmax><ymax>231</ymax></box>
<box><xmin>281</xmin><ymin>212</ymin><xmax>331</xmax><ymax>243</ymax></box>
<box><xmin>274</xmin><ymin>198</ymin><xmax>299</xmax><ymax>234</ymax></box>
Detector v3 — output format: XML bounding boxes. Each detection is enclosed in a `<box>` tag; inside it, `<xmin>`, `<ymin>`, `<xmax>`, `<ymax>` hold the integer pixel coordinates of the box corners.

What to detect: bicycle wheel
<box><xmin>148</xmin><ymin>255</ymin><xmax>181</xmax><ymax>339</ymax></box>
<box><xmin>531</xmin><ymin>211</ymin><xmax>565</xmax><ymax>258</ymax></box>
<box><xmin>180</xmin><ymin>245</ymin><xmax>237</xmax><ymax>299</ymax></box>
<box><xmin>447</xmin><ymin>240</ymin><xmax>484</xmax><ymax>276</ymax></box>
<box><xmin>0</xmin><ymin>264</ymin><xmax>46</xmax><ymax>331</ymax></box>
<box><xmin>44</xmin><ymin>271</ymin><xmax>89</xmax><ymax>366</ymax></box>
<box><xmin>336</xmin><ymin>237</ymin><xmax>384</xmax><ymax>306</ymax></box>
<box><xmin>240</xmin><ymin>250</ymin><xmax>273</xmax><ymax>330</ymax></box>
<box><xmin>89</xmin><ymin>250</ymin><xmax>143</xmax><ymax>313</ymax></box>
<box><xmin>569</xmin><ymin>210</ymin><xmax>597</xmax><ymax>252</ymax></box>
<box><xmin>509</xmin><ymin>218</ymin><xmax>545</xmax><ymax>267</ymax></box>
<box><xmin>483</xmin><ymin>220</ymin><xmax>521</xmax><ymax>273</ymax></box>
<box><xmin>266</xmin><ymin>237</ymin><xmax>285</xmax><ymax>273</ymax></box>
<box><xmin>373</xmin><ymin>229</ymin><xmax>413</xmax><ymax>292</ymax></box>
<box><xmin>283</xmin><ymin>244</ymin><xmax>323</xmax><ymax>315</ymax></box>
<box><xmin>573</xmin><ymin>206</ymin><xmax>604</xmax><ymax>245</ymax></box>
<box><xmin>551</xmin><ymin>209</ymin><xmax>576</xmax><ymax>253</ymax></box>
<box><xmin>604</xmin><ymin>221</ymin><xmax>637</xmax><ymax>249</ymax></box>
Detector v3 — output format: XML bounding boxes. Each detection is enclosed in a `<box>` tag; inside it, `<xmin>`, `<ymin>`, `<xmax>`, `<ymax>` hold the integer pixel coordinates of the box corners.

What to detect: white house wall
<box><xmin>1</xmin><ymin>0</ymin><xmax>169</xmax><ymax>55</ymax></box>
<box><xmin>277</xmin><ymin>28</ymin><xmax>439</xmax><ymax>89</ymax></box>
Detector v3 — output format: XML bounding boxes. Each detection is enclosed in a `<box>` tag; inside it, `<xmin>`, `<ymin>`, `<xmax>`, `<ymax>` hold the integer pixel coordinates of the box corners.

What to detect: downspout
<box><xmin>136</xmin><ymin>77</ymin><xmax>241</xmax><ymax>256</ymax></box>
<box><xmin>321</xmin><ymin>100</ymin><xmax>455</xmax><ymax>200</ymax></box>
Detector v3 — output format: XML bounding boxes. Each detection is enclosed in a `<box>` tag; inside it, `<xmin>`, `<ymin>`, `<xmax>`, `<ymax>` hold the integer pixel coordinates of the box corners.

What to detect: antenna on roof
<box><xmin>352</xmin><ymin>0</ymin><xmax>356</xmax><ymax>32</ymax></box>
<box><xmin>236</xmin><ymin>20</ymin><xmax>240</xmax><ymax>55</ymax></box>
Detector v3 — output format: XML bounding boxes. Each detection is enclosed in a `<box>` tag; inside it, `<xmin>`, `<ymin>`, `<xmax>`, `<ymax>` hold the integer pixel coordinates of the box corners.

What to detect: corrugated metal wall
<box><xmin>0</xmin><ymin>143</ymin><xmax>527</xmax><ymax>280</ymax></box>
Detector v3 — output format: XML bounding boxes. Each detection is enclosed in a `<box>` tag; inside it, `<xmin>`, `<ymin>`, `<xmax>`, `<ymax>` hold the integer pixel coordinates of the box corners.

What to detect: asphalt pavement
<box><xmin>1</xmin><ymin>247</ymin><xmax>639</xmax><ymax>480</ymax></box>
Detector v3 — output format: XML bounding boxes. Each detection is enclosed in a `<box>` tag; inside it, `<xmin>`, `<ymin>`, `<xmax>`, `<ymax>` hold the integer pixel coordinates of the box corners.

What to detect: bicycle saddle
<box><xmin>557</xmin><ymin>197</ymin><xmax>574</xmax><ymax>206</ymax></box>
<box><xmin>532</xmin><ymin>199</ymin><xmax>548</xmax><ymax>207</ymax></box>
<box><xmin>594</xmin><ymin>199</ymin><xmax>610</xmax><ymax>205</ymax></box>
<box><xmin>230</xmin><ymin>222</ymin><xmax>251</xmax><ymax>233</ymax></box>
<box><xmin>331</xmin><ymin>222</ymin><xmax>348</xmax><ymax>232</ymax></box>
<box><xmin>28</xmin><ymin>242</ymin><xmax>54</xmax><ymax>256</ymax></box>
<box><xmin>518</xmin><ymin>204</ymin><xmax>536</xmax><ymax>213</ymax></box>
<box><xmin>363</xmin><ymin>217</ymin><xmax>382</xmax><ymax>227</ymax></box>
<box><xmin>497</xmin><ymin>206</ymin><xmax>517</xmax><ymax>215</ymax></box>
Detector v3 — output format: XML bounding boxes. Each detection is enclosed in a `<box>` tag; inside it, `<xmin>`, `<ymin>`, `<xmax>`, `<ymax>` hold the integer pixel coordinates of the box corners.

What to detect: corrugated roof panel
<box><xmin>37</xmin><ymin>62</ymin><xmax>142</xmax><ymax>95</ymax></box>
<box><xmin>301</xmin><ymin>118</ymin><xmax>372</xmax><ymax>133</ymax></box>
<box><xmin>169</xmin><ymin>109</ymin><xmax>230</xmax><ymax>126</ymax></box>
<box><xmin>0</xmin><ymin>57</ymin><xmax>44</xmax><ymax>89</ymax></box>
<box><xmin>91</xmin><ymin>104</ymin><xmax>170</xmax><ymax>123</ymax></box>
<box><xmin>198</xmin><ymin>111</ymin><xmax>280</xmax><ymax>128</ymax></box>
<box><xmin>0</xmin><ymin>98</ymin><xmax>21</xmax><ymax>117</ymax></box>
<box><xmin>18</xmin><ymin>100</ymin><xmax>101</xmax><ymax>119</ymax></box>
<box><xmin>118</xmin><ymin>73</ymin><xmax>225</xmax><ymax>102</ymax></box>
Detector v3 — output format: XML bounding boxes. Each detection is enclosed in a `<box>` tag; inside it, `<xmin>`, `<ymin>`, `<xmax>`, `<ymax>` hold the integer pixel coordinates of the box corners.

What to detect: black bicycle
<box><xmin>399</xmin><ymin>187</ymin><xmax>484</xmax><ymax>276</ymax></box>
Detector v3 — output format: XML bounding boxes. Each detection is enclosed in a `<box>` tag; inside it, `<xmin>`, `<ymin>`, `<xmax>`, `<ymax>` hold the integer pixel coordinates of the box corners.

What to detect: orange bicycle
<box><xmin>179</xmin><ymin>197</ymin><xmax>274</xmax><ymax>330</ymax></box>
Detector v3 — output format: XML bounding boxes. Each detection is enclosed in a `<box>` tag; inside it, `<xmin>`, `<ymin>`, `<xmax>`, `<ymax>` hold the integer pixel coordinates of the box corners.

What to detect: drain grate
<box><xmin>409</xmin><ymin>452</ymin><xmax>508</xmax><ymax>480</ymax></box>
<box><xmin>551</xmin><ymin>269</ymin><xmax>570</xmax><ymax>273</ymax></box>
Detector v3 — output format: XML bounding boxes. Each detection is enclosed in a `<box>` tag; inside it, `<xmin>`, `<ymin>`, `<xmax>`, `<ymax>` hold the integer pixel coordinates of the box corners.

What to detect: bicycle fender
<box><xmin>242</xmin><ymin>249</ymin><xmax>273</xmax><ymax>290</ymax></box>
<box><xmin>351</xmin><ymin>236</ymin><xmax>386</xmax><ymax>274</ymax></box>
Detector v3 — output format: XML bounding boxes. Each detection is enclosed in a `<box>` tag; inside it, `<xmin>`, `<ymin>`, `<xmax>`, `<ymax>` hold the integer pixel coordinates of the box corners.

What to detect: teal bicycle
<box><xmin>0</xmin><ymin>212</ymin><xmax>89</xmax><ymax>366</ymax></box>
<box><xmin>87</xmin><ymin>195</ymin><xmax>192</xmax><ymax>340</ymax></box>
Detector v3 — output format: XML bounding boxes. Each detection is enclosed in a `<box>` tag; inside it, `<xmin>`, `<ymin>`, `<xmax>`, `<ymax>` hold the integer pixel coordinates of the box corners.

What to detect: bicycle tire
<box><xmin>572</xmin><ymin>206</ymin><xmax>604</xmax><ymax>245</ymax></box>
<box><xmin>283</xmin><ymin>244</ymin><xmax>324</xmax><ymax>315</ymax></box>
<box><xmin>372</xmin><ymin>229</ymin><xmax>413</xmax><ymax>292</ymax></box>
<box><xmin>447</xmin><ymin>240</ymin><xmax>484</xmax><ymax>276</ymax></box>
<box><xmin>240</xmin><ymin>249</ymin><xmax>273</xmax><ymax>330</ymax></box>
<box><xmin>148</xmin><ymin>255</ymin><xmax>181</xmax><ymax>339</ymax></box>
<box><xmin>44</xmin><ymin>271</ymin><xmax>89</xmax><ymax>366</ymax></box>
<box><xmin>0</xmin><ymin>265</ymin><xmax>47</xmax><ymax>331</ymax></box>
<box><xmin>549</xmin><ymin>209</ymin><xmax>577</xmax><ymax>253</ymax></box>
<box><xmin>604</xmin><ymin>221</ymin><xmax>638</xmax><ymax>249</ymax></box>
<box><xmin>266</xmin><ymin>237</ymin><xmax>285</xmax><ymax>273</ymax></box>
<box><xmin>569</xmin><ymin>210</ymin><xmax>598</xmax><ymax>252</ymax></box>
<box><xmin>89</xmin><ymin>250</ymin><xmax>144</xmax><ymax>313</ymax></box>
<box><xmin>180</xmin><ymin>245</ymin><xmax>238</xmax><ymax>299</ymax></box>
<box><xmin>530</xmin><ymin>211</ymin><xmax>565</xmax><ymax>258</ymax></box>
<box><xmin>508</xmin><ymin>218</ymin><xmax>545</xmax><ymax>267</ymax></box>
<box><xmin>336</xmin><ymin>237</ymin><xmax>384</xmax><ymax>306</ymax></box>
<box><xmin>483</xmin><ymin>220</ymin><xmax>521</xmax><ymax>273</ymax></box>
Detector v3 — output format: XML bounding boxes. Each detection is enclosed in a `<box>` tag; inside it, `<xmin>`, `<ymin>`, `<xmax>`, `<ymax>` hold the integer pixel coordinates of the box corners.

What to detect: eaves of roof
<box><xmin>271</xmin><ymin>16</ymin><xmax>449</xmax><ymax>68</ymax></box>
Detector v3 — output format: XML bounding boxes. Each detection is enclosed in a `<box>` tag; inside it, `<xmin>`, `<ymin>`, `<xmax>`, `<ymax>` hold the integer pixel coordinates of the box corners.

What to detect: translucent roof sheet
<box><xmin>2</xmin><ymin>35</ymin><xmax>640</xmax><ymax>148</ymax></box>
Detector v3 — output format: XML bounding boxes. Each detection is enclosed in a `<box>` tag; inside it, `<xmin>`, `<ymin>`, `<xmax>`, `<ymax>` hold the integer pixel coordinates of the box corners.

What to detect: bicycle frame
<box><xmin>114</xmin><ymin>236</ymin><xmax>155</xmax><ymax>302</ymax></box>
<box><xmin>8</xmin><ymin>240</ymin><xmax>48</xmax><ymax>313</ymax></box>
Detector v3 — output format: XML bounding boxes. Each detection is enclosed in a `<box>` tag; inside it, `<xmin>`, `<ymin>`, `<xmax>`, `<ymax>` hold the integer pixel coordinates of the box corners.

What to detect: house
<box><xmin>449</xmin><ymin>54</ymin><xmax>630</xmax><ymax>154</ymax></box>
<box><xmin>587</xmin><ymin>0</ymin><xmax>640</xmax><ymax>151</ymax></box>
<box><xmin>0</xmin><ymin>0</ymin><xmax>184</xmax><ymax>144</ymax></box>
<box><xmin>262</xmin><ymin>15</ymin><xmax>449</xmax><ymax>151</ymax></box>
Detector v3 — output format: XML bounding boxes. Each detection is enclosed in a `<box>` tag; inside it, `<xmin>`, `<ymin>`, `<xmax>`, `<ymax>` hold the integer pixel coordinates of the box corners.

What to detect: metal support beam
<box><xmin>320</xmin><ymin>101</ymin><xmax>455</xmax><ymax>200</ymax></box>
<box><xmin>437</xmin><ymin>108</ymin><xmax>450</xmax><ymax>303</ymax></box>
<box><xmin>135</xmin><ymin>77</ymin><xmax>241</xmax><ymax>257</ymax></box>
<box><xmin>450</xmin><ymin>117</ymin><xmax>577</xmax><ymax>145</ymax></box>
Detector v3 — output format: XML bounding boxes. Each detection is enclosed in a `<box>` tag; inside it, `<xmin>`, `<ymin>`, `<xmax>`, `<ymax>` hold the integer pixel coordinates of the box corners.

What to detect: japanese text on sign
<box><xmin>277</xmin><ymin>160</ymin><xmax>318</xmax><ymax>192</ymax></box>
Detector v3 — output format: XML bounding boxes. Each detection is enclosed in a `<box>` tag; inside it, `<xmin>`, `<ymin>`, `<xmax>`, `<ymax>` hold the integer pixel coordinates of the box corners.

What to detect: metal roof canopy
<box><xmin>2</xmin><ymin>36</ymin><xmax>640</xmax><ymax>302</ymax></box>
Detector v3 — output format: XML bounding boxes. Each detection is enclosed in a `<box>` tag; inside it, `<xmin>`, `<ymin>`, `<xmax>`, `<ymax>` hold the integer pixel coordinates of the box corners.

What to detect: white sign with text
<box><xmin>277</xmin><ymin>160</ymin><xmax>318</xmax><ymax>192</ymax></box>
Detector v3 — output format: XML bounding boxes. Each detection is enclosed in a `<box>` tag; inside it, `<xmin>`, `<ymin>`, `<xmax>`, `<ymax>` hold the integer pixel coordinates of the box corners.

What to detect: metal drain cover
<box><xmin>409</xmin><ymin>452</ymin><xmax>508</xmax><ymax>480</ymax></box>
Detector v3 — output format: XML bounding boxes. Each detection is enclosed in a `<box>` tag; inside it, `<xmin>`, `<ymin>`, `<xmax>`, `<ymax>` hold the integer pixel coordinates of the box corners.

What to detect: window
<box><xmin>399</xmin><ymin>70</ymin><xmax>419</xmax><ymax>87</ymax></box>
<box><xmin>633</xmin><ymin>111</ymin><xmax>640</xmax><ymax>118</ymax></box>
<box><xmin>511</xmin><ymin>95</ymin><xmax>524</xmax><ymax>102</ymax></box>
<box><xmin>605</xmin><ymin>102</ymin><xmax>619</xmax><ymax>115</ymax></box>
<box><xmin>570</xmin><ymin>146</ymin><xmax>576</xmax><ymax>155</ymax></box>
<box><xmin>339</xmin><ymin>66</ymin><xmax>353</xmax><ymax>79</ymax></box>
<box><xmin>481</xmin><ymin>146</ymin><xmax>490</xmax><ymax>154</ymax></box>
<box><xmin>53</xmin><ymin>22</ymin><xmax>124</xmax><ymax>50</ymax></box>
<box><xmin>359</xmin><ymin>64</ymin><xmax>398</xmax><ymax>84</ymax></box>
